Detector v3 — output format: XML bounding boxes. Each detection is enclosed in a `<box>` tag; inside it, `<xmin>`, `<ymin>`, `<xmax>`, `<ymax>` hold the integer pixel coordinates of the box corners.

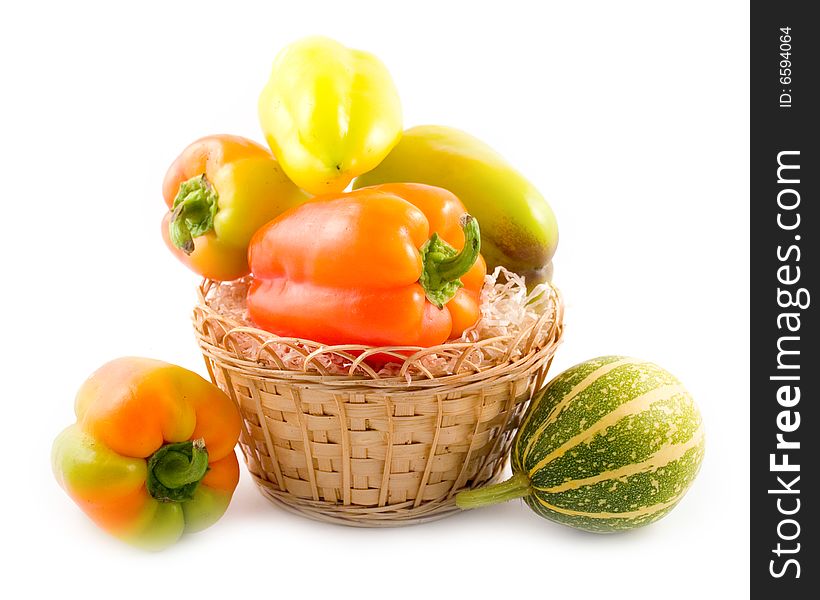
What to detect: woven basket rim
<box><xmin>193</xmin><ymin>277</ymin><xmax>564</xmax><ymax>386</ymax></box>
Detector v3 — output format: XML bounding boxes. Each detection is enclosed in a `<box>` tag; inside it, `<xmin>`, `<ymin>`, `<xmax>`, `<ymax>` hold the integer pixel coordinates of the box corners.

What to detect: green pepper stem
<box><xmin>419</xmin><ymin>214</ymin><xmax>481</xmax><ymax>309</ymax></box>
<box><xmin>169</xmin><ymin>174</ymin><xmax>219</xmax><ymax>255</ymax></box>
<box><xmin>438</xmin><ymin>215</ymin><xmax>481</xmax><ymax>281</ymax></box>
<box><xmin>455</xmin><ymin>471</ymin><xmax>531</xmax><ymax>509</ymax></box>
<box><xmin>146</xmin><ymin>439</ymin><xmax>209</xmax><ymax>503</ymax></box>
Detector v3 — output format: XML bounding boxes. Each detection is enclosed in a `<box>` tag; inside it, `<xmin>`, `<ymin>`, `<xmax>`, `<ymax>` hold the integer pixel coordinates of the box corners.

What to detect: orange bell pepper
<box><xmin>247</xmin><ymin>183</ymin><xmax>486</xmax><ymax>348</ymax></box>
<box><xmin>161</xmin><ymin>134</ymin><xmax>308</xmax><ymax>281</ymax></box>
<box><xmin>52</xmin><ymin>358</ymin><xmax>242</xmax><ymax>550</ymax></box>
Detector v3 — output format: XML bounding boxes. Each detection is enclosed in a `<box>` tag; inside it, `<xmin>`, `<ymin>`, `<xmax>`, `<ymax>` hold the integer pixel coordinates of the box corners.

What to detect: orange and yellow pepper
<box><xmin>162</xmin><ymin>134</ymin><xmax>308</xmax><ymax>281</ymax></box>
<box><xmin>52</xmin><ymin>357</ymin><xmax>242</xmax><ymax>551</ymax></box>
<box><xmin>247</xmin><ymin>183</ymin><xmax>486</xmax><ymax>348</ymax></box>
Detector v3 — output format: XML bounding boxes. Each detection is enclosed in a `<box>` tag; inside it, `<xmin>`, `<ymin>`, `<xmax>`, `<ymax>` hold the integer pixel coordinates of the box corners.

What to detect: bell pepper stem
<box><xmin>146</xmin><ymin>439</ymin><xmax>209</xmax><ymax>503</ymax></box>
<box><xmin>455</xmin><ymin>471</ymin><xmax>531</xmax><ymax>509</ymax></box>
<box><xmin>419</xmin><ymin>214</ymin><xmax>481</xmax><ymax>308</ymax></box>
<box><xmin>169</xmin><ymin>174</ymin><xmax>219</xmax><ymax>255</ymax></box>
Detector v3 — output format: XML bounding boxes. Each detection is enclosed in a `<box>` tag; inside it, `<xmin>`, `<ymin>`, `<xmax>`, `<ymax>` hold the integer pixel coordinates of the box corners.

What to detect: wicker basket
<box><xmin>192</xmin><ymin>278</ymin><xmax>563</xmax><ymax>526</ymax></box>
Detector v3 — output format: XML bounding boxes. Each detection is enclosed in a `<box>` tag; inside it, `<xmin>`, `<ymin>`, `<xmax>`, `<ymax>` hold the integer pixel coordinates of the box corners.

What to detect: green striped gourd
<box><xmin>456</xmin><ymin>356</ymin><xmax>704</xmax><ymax>533</ymax></box>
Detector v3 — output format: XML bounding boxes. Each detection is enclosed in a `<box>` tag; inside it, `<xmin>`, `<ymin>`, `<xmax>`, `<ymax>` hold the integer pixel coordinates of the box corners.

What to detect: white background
<box><xmin>1</xmin><ymin>1</ymin><xmax>749</xmax><ymax>598</ymax></box>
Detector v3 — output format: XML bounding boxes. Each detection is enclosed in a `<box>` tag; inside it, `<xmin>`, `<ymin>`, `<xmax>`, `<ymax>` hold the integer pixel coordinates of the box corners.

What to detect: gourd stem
<box><xmin>455</xmin><ymin>471</ymin><xmax>531</xmax><ymax>509</ymax></box>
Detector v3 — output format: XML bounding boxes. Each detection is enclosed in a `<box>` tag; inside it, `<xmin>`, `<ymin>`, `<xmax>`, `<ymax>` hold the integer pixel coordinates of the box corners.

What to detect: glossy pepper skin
<box><xmin>247</xmin><ymin>183</ymin><xmax>486</xmax><ymax>348</ymax></box>
<box><xmin>52</xmin><ymin>358</ymin><xmax>241</xmax><ymax>551</ymax></box>
<box><xmin>355</xmin><ymin>125</ymin><xmax>559</xmax><ymax>285</ymax></box>
<box><xmin>258</xmin><ymin>36</ymin><xmax>402</xmax><ymax>195</ymax></box>
<box><xmin>162</xmin><ymin>134</ymin><xmax>308</xmax><ymax>281</ymax></box>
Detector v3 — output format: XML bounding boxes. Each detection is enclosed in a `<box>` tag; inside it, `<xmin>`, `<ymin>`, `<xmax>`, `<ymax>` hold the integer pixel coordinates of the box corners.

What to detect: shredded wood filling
<box><xmin>202</xmin><ymin>267</ymin><xmax>559</xmax><ymax>380</ymax></box>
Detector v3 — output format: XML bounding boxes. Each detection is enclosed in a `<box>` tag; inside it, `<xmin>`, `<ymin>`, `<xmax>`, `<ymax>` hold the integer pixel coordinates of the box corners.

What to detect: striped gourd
<box><xmin>456</xmin><ymin>356</ymin><xmax>704</xmax><ymax>533</ymax></box>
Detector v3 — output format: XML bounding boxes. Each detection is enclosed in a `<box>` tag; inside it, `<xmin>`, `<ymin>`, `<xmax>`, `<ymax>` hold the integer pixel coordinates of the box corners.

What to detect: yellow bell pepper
<box><xmin>258</xmin><ymin>36</ymin><xmax>403</xmax><ymax>195</ymax></box>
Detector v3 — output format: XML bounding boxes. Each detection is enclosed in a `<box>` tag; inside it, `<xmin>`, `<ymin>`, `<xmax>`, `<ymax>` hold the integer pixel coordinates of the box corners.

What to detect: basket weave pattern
<box><xmin>193</xmin><ymin>280</ymin><xmax>563</xmax><ymax>526</ymax></box>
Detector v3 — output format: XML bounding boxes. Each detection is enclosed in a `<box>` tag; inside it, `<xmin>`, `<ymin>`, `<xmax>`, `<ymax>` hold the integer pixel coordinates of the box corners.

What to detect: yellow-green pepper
<box><xmin>355</xmin><ymin>125</ymin><xmax>559</xmax><ymax>285</ymax></box>
<box><xmin>258</xmin><ymin>36</ymin><xmax>402</xmax><ymax>195</ymax></box>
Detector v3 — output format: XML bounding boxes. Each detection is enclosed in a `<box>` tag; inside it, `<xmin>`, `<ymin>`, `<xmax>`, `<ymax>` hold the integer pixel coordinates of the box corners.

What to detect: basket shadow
<box><xmin>229</xmin><ymin>472</ymin><xmax>656</xmax><ymax>545</ymax></box>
